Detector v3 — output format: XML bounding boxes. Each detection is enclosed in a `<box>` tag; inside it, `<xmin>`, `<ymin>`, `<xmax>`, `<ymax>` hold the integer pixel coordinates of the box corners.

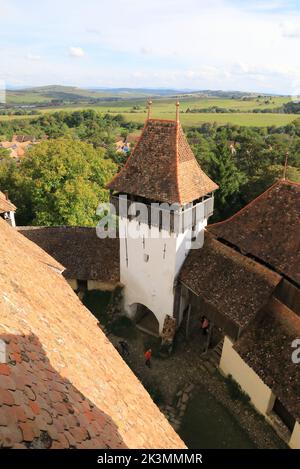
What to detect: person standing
<box><xmin>119</xmin><ymin>340</ymin><xmax>129</xmax><ymax>357</ymax></box>
<box><xmin>145</xmin><ymin>348</ymin><xmax>152</xmax><ymax>368</ymax></box>
<box><xmin>201</xmin><ymin>316</ymin><xmax>209</xmax><ymax>335</ymax></box>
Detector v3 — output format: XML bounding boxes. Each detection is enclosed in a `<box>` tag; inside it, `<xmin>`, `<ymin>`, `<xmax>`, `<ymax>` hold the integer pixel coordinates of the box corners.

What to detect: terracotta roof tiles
<box><xmin>235</xmin><ymin>301</ymin><xmax>300</xmax><ymax>420</ymax></box>
<box><xmin>209</xmin><ymin>180</ymin><xmax>300</xmax><ymax>286</ymax></box>
<box><xmin>0</xmin><ymin>218</ymin><xmax>184</xmax><ymax>449</ymax></box>
<box><xmin>179</xmin><ymin>234</ymin><xmax>281</xmax><ymax>329</ymax></box>
<box><xmin>108</xmin><ymin>119</ymin><xmax>218</xmax><ymax>204</ymax></box>
<box><xmin>18</xmin><ymin>226</ymin><xmax>120</xmax><ymax>284</ymax></box>
<box><xmin>0</xmin><ymin>191</ymin><xmax>16</xmax><ymax>213</ymax></box>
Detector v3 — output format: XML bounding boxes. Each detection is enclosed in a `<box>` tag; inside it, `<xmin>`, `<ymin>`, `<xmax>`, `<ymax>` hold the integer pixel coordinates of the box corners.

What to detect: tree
<box><xmin>209</xmin><ymin>139</ymin><xmax>246</xmax><ymax>220</ymax></box>
<box><xmin>11</xmin><ymin>139</ymin><xmax>116</xmax><ymax>226</ymax></box>
<box><xmin>0</xmin><ymin>152</ymin><xmax>20</xmax><ymax>198</ymax></box>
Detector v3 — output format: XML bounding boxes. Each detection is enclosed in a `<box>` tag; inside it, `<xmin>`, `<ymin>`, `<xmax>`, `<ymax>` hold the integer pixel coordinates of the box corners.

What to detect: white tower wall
<box><xmin>119</xmin><ymin>197</ymin><xmax>213</xmax><ymax>332</ymax></box>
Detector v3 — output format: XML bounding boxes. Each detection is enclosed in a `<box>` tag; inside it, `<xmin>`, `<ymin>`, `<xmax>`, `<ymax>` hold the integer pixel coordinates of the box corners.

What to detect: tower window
<box><xmin>144</xmin><ymin>254</ymin><xmax>150</xmax><ymax>263</ymax></box>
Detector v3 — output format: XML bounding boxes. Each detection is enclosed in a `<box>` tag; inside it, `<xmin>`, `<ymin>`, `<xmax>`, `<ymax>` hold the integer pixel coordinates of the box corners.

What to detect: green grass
<box><xmin>225</xmin><ymin>375</ymin><xmax>250</xmax><ymax>404</ymax></box>
<box><xmin>0</xmin><ymin>94</ymin><xmax>297</xmax><ymax>127</ymax></box>
<box><xmin>0</xmin><ymin>114</ymin><xmax>34</xmax><ymax>121</ymax></box>
<box><xmin>0</xmin><ymin>109</ymin><xmax>296</xmax><ymax>127</ymax></box>
<box><xmin>179</xmin><ymin>386</ymin><xmax>256</xmax><ymax>449</ymax></box>
<box><xmin>121</xmin><ymin>111</ymin><xmax>297</xmax><ymax>127</ymax></box>
<box><xmin>6</xmin><ymin>91</ymin><xmax>51</xmax><ymax>104</ymax></box>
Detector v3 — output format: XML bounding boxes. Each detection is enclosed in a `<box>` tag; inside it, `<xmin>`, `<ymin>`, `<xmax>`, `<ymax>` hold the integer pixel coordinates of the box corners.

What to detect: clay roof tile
<box><xmin>108</xmin><ymin>119</ymin><xmax>218</xmax><ymax>204</ymax></box>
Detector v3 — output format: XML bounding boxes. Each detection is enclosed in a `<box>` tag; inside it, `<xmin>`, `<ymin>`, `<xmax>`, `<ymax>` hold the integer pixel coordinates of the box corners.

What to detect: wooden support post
<box><xmin>203</xmin><ymin>322</ymin><xmax>214</xmax><ymax>354</ymax></box>
<box><xmin>186</xmin><ymin>304</ymin><xmax>191</xmax><ymax>339</ymax></box>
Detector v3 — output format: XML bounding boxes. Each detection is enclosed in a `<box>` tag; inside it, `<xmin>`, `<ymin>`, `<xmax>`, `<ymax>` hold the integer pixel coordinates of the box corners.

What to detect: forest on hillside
<box><xmin>0</xmin><ymin>110</ymin><xmax>299</xmax><ymax>226</ymax></box>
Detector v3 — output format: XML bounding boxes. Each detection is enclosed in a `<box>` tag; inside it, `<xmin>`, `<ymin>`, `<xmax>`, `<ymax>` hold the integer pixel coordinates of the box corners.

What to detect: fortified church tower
<box><xmin>108</xmin><ymin>103</ymin><xmax>218</xmax><ymax>334</ymax></box>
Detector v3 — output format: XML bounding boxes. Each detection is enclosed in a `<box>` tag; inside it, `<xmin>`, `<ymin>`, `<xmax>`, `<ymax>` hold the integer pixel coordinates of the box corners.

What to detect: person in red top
<box><xmin>201</xmin><ymin>316</ymin><xmax>210</xmax><ymax>335</ymax></box>
<box><xmin>145</xmin><ymin>349</ymin><xmax>152</xmax><ymax>368</ymax></box>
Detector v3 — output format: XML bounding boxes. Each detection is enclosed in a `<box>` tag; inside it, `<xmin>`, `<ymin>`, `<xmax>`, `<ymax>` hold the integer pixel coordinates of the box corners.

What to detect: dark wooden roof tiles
<box><xmin>235</xmin><ymin>302</ymin><xmax>300</xmax><ymax>420</ymax></box>
<box><xmin>209</xmin><ymin>180</ymin><xmax>300</xmax><ymax>286</ymax></box>
<box><xmin>18</xmin><ymin>226</ymin><xmax>120</xmax><ymax>284</ymax></box>
<box><xmin>180</xmin><ymin>234</ymin><xmax>281</xmax><ymax>329</ymax></box>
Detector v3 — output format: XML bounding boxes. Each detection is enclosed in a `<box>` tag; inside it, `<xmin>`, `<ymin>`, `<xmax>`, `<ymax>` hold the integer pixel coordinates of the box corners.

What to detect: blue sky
<box><xmin>1</xmin><ymin>0</ymin><xmax>300</xmax><ymax>93</ymax></box>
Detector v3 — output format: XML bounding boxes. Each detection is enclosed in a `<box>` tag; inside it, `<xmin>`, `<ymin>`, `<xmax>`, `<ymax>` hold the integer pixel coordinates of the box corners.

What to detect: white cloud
<box><xmin>0</xmin><ymin>0</ymin><xmax>16</xmax><ymax>17</ymax></box>
<box><xmin>69</xmin><ymin>46</ymin><xmax>85</xmax><ymax>58</ymax></box>
<box><xmin>280</xmin><ymin>21</ymin><xmax>300</xmax><ymax>38</ymax></box>
<box><xmin>140</xmin><ymin>47</ymin><xmax>152</xmax><ymax>55</ymax></box>
<box><xmin>2</xmin><ymin>0</ymin><xmax>300</xmax><ymax>92</ymax></box>
<box><xmin>27</xmin><ymin>53</ymin><xmax>41</xmax><ymax>61</ymax></box>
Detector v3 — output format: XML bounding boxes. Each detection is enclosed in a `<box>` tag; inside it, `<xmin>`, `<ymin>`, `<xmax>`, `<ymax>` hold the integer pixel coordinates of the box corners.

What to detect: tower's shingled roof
<box><xmin>209</xmin><ymin>180</ymin><xmax>300</xmax><ymax>286</ymax></box>
<box><xmin>107</xmin><ymin>119</ymin><xmax>218</xmax><ymax>204</ymax></box>
<box><xmin>0</xmin><ymin>191</ymin><xmax>16</xmax><ymax>213</ymax></box>
<box><xmin>0</xmin><ymin>218</ymin><xmax>184</xmax><ymax>449</ymax></box>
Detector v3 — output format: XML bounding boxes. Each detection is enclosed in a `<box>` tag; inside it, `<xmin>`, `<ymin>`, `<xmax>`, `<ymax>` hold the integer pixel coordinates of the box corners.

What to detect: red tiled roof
<box><xmin>0</xmin><ymin>191</ymin><xmax>16</xmax><ymax>213</ymax></box>
<box><xmin>179</xmin><ymin>234</ymin><xmax>281</xmax><ymax>330</ymax></box>
<box><xmin>209</xmin><ymin>180</ymin><xmax>300</xmax><ymax>286</ymax></box>
<box><xmin>235</xmin><ymin>300</ymin><xmax>300</xmax><ymax>420</ymax></box>
<box><xmin>108</xmin><ymin>119</ymin><xmax>218</xmax><ymax>204</ymax></box>
<box><xmin>18</xmin><ymin>226</ymin><xmax>120</xmax><ymax>284</ymax></box>
<box><xmin>0</xmin><ymin>218</ymin><xmax>184</xmax><ymax>449</ymax></box>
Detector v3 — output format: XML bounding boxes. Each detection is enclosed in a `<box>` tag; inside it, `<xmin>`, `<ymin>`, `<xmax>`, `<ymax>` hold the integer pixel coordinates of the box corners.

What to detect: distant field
<box><xmin>6</xmin><ymin>92</ymin><xmax>50</xmax><ymax>104</ymax></box>
<box><xmin>85</xmin><ymin>95</ymin><xmax>290</xmax><ymax>112</ymax></box>
<box><xmin>122</xmin><ymin>111</ymin><xmax>298</xmax><ymax>127</ymax></box>
<box><xmin>5</xmin><ymin>86</ymin><xmax>185</xmax><ymax>104</ymax></box>
<box><xmin>0</xmin><ymin>94</ymin><xmax>298</xmax><ymax>127</ymax></box>
<box><xmin>0</xmin><ymin>109</ymin><xmax>297</xmax><ymax>127</ymax></box>
<box><xmin>0</xmin><ymin>114</ymin><xmax>34</xmax><ymax>121</ymax></box>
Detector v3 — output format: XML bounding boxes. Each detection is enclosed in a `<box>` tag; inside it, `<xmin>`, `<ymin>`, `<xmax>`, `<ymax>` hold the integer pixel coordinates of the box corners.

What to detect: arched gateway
<box><xmin>129</xmin><ymin>303</ymin><xmax>160</xmax><ymax>337</ymax></box>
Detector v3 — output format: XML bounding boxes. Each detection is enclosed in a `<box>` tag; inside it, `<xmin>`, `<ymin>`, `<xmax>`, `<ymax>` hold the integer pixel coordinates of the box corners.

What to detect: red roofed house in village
<box><xmin>0</xmin><ymin>135</ymin><xmax>37</xmax><ymax>163</ymax></box>
<box><xmin>0</xmin><ymin>216</ymin><xmax>185</xmax><ymax>449</ymax></box>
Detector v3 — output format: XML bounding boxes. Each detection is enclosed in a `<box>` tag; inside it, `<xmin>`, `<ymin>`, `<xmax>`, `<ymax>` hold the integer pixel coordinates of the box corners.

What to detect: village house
<box><xmin>115</xmin><ymin>134</ymin><xmax>140</xmax><ymax>155</ymax></box>
<box><xmin>0</xmin><ymin>216</ymin><xmax>185</xmax><ymax>449</ymax></box>
<box><xmin>0</xmin><ymin>135</ymin><xmax>37</xmax><ymax>163</ymax></box>
<box><xmin>11</xmin><ymin>104</ymin><xmax>300</xmax><ymax>449</ymax></box>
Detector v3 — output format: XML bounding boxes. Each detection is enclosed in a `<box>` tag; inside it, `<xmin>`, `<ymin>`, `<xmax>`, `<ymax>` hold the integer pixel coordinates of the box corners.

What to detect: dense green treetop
<box><xmin>0</xmin><ymin>110</ymin><xmax>299</xmax><ymax>224</ymax></box>
<box><xmin>0</xmin><ymin>139</ymin><xmax>116</xmax><ymax>226</ymax></box>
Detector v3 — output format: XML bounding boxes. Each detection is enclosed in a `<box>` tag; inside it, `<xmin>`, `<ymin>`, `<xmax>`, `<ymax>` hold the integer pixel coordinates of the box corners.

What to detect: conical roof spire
<box><xmin>108</xmin><ymin>113</ymin><xmax>218</xmax><ymax>205</ymax></box>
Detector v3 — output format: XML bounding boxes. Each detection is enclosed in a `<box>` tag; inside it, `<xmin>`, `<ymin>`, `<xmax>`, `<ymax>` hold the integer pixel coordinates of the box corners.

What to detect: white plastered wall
<box><xmin>220</xmin><ymin>336</ymin><xmax>275</xmax><ymax>416</ymax></box>
<box><xmin>119</xmin><ymin>202</ymin><xmax>208</xmax><ymax>333</ymax></box>
<box><xmin>289</xmin><ymin>421</ymin><xmax>300</xmax><ymax>449</ymax></box>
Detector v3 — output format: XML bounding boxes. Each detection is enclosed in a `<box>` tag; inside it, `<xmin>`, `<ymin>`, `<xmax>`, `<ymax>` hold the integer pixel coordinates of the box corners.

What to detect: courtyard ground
<box><xmin>82</xmin><ymin>291</ymin><xmax>286</xmax><ymax>449</ymax></box>
<box><xmin>107</xmin><ymin>322</ymin><xmax>286</xmax><ymax>449</ymax></box>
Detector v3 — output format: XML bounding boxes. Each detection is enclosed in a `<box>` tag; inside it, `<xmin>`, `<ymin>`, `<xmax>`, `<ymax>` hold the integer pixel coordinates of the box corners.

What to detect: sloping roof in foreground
<box><xmin>209</xmin><ymin>180</ymin><xmax>300</xmax><ymax>286</ymax></box>
<box><xmin>0</xmin><ymin>218</ymin><xmax>184</xmax><ymax>449</ymax></box>
<box><xmin>179</xmin><ymin>235</ymin><xmax>281</xmax><ymax>329</ymax></box>
<box><xmin>235</xmin><ymin>301</ymin><xmax>300</xmax><ymax>421</ymax></box>
<box><xmin>108</xmin><ymin>119</ymin><xmax>218</xmax><ymax>204</ymax></box>
<box><xmin>0</xmin><ymin>191</ymin><xmax>16</xmax><ymax>213</ymax></box>
<box><xmin>18</xmin><ymin>226</ymin><xmax>120</xmax><ymax>284</ymax></box>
